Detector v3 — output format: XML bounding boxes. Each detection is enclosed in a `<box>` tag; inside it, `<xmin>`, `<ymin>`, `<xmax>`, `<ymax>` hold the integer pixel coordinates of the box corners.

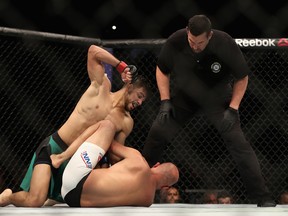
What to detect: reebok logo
<box><xmin>235</xmin><ymin>39</ymin><xmax>276</xmax><ymax>47</ymax></box>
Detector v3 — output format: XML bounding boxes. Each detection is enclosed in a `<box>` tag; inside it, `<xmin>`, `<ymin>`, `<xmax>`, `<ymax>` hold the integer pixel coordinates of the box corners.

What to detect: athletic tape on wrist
<box><xmin>116</xmin><ymin>61</ymin><xmax>127</xmax><ymax>73</ymax></box>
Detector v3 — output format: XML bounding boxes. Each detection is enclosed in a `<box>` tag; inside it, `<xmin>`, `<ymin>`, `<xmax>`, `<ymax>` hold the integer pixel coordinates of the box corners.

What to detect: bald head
<box><xmin>154</xmin><ymin>162</ymin><xmax>179</xmax><ymax>189</ymax></box>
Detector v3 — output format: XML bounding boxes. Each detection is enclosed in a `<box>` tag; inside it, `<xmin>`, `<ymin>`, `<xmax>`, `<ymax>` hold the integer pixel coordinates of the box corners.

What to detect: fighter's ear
<box><xmin>208</xmin><ymin>30</ymin><xmax>213</xmax><ymax>40</ymax></box>
<box><xmin>152</xmin><ymin>162</ymin><xmax>161</xmax><ymax>168</ymax></box>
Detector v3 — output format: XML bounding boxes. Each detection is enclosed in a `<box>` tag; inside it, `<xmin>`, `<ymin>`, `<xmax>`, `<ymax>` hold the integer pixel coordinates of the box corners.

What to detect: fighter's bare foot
<box><xmin>43</xmin><ymin>198</ymin><xmax>61</xmax><ymax>206</ymax></box>
<box><xmin>0</xmin><ymin>188</ymin><xmax>12</xmax><ymax>207</ymax></box>
<box><xmin>50</xmin><ymin>154</ymin><xmax>62</xmax><ymax>168</ymax></box>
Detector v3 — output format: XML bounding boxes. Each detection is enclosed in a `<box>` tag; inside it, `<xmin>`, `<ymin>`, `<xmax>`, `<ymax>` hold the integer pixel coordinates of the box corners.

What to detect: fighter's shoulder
<box><xmin>122</xmin><ymin>113</ymin><xmax>134</xmax><ymax>133</ymax></box>
<box><xmin>127</xmin><ymin>154</ymin><xmax>147</xmax><ymax>169</ymax></box>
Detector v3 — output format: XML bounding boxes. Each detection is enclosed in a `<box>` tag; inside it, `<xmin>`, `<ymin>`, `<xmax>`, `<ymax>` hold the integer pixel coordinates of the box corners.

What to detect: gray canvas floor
<box><xmin>1</xmin><ymin>204</ymin><xmax>288</xmax><ymax>216</ymax></box>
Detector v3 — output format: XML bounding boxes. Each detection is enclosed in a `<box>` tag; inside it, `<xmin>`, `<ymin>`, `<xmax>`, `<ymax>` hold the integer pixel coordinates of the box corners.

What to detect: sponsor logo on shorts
<box><xmin>211</xmin><ymin>62</ymin><xmax>221</xmax><ymax>73</ymax></box>
<box><xmin>81</xmin><ymin>151</ymin><xmax>93</xmax><ymax>169</ymax></box>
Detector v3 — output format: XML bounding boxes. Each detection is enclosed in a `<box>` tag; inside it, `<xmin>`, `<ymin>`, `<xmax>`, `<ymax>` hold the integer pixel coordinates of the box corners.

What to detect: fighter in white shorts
<box><xmin>61</xmin><ymin>141</ymin><xmax>105</xmax><ymax>207</ymax></box>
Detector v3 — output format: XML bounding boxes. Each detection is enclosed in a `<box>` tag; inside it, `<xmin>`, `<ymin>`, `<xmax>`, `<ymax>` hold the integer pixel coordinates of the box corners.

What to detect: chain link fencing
<box><xmin>0</xmin><ymin>28</ymin><xmax>287</xmax><ymax>204</ymax></box>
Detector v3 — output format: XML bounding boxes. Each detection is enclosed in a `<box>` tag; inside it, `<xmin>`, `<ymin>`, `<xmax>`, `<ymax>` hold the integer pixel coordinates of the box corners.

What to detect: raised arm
<box><xmin>87</xmin><ymin>45</ymin><xmax>133</xmax><ymax>84</ymax></box>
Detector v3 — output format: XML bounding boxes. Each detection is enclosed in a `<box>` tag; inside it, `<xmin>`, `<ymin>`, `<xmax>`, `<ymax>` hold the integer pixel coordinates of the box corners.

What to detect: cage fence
<box><xmin>0</xmin><ymin>28</ymin><xmax>287</xmax><ymax>204</ymax></box>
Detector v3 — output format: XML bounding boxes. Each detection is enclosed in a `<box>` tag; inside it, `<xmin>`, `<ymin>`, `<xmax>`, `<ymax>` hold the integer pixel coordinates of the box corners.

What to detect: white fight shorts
<box><xmin>61</xmin><ymin>142</ymin><xmax>105</xmax><ymax>199</ymax></box>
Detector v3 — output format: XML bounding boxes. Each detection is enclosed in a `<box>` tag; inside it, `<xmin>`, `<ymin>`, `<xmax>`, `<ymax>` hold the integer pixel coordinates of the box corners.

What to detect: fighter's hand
<box><xmin>116</xmin><ymin>61</ymin><xmax>138</xmax><ymax>84</ymax></box>
<box><xmin>157</xmin><ymin>99</ymin><xmax>175</xmax><ymax>125</ymax></box>
<box><xmin>96</xmin><ymin>153</ymin><xmax>110</xmax><ymax>168</ymax></box>
<box><xmin>121</xmin><ymin>65</ymin><xmax>138</xmax><ymax>84</ymax></box>
<box><xmin>219</xmin><ymin>107</ymin><xmax>239</xmax><ymax>133</ymax></box>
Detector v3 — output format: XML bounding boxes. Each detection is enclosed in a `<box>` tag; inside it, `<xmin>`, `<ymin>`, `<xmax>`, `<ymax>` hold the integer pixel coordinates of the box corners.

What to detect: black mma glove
<box><xmin>157</xmin><ymin>99</ymin><xmax>175</xmax><ymax>125</ymax></box>
<box><xmin>219</xmin><ymin>107</ymin><xmax>239</xmax><ymax>133</ymax></box>
<box><xmin>127</xmin><ymin>65</ymin><xmax>138</xmax><ymax>83</ymax></box>
<box><xmin>116</xmin><ymin>61</ymin><xmax>138</xmax><ymax>83</ymax></box>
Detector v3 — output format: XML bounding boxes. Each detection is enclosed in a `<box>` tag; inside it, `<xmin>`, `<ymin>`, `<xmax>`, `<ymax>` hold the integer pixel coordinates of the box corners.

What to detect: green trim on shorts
<box><xmin>20</xmin><ymin>135</ymin><xmax>69</xmax><ymax>203</ymax></box>
<box><xmin>20</xmin><ymin>153</ymin><xmax>36</xmax><ymax>192</ymax></box>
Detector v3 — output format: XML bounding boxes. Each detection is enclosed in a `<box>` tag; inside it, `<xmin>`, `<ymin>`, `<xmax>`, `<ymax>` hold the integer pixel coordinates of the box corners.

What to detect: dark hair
<box><xmin>132</xmin><ymin>75</ymin><xmax>152</xmax><ymax>98</ymax></box>
<box><xmin>187</xmin><ymin>14</ymin><xmax>212</xmax><ymax>36</ymax></box>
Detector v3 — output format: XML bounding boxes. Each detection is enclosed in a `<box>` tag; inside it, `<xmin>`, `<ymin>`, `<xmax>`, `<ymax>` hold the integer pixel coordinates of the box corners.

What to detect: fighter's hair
<box><xmin>132</xmin><ymin>74</ymin><xmax>152</xmax><ymax>98</ymax></box>
<box><xmin>187</xmin><ymin>14</ymin><xmax>212</xmax><ymax>36</ymax></box>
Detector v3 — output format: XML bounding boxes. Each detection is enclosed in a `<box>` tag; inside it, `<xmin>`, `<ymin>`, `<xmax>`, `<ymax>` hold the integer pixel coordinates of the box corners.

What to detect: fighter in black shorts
<box><xmin>20</xmin><ymin>132</ymin><xmax>68</xmax><ymax>203</ymax></box>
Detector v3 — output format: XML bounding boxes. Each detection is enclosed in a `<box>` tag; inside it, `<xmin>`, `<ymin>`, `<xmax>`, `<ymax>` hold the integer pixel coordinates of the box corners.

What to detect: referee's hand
<box><xmin>219</xmin><ymin>107</ymin><xmax>239</xmax><ymax>133</ymax></box>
